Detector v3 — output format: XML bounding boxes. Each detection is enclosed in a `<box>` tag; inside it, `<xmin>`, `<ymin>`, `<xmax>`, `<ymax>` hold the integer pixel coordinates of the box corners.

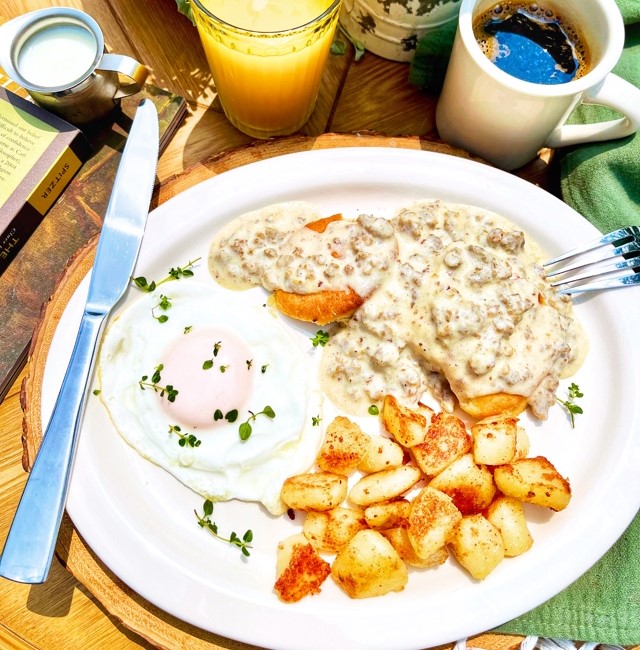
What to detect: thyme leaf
<box><xmin>195</xmin><ymin>499</ymin><xmax>253</xmax><ymax>557</ymax></box>
<box><xmin>131</xmin><ymin>257</ymin><xmax>201</xmax><ymax>293</ymax></box>
<box><xmin>556</xmin><ymin>382</ymin><xmax>584</xmax><ymax>428</ymax></box>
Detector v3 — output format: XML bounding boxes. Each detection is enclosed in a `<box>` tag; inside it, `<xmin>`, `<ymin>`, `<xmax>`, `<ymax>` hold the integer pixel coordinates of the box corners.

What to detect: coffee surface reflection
<box><xmin>473</xmin><ymin>2</ymin><xmax>591</xmax><ymax>84</ymax></box>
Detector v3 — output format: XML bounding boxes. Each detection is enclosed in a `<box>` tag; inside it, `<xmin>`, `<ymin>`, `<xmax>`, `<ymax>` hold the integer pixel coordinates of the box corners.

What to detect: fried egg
<box><xmin>97</xmin><ymin>281</ymin><xmax>322</xmax><ymax>515</ymax></box>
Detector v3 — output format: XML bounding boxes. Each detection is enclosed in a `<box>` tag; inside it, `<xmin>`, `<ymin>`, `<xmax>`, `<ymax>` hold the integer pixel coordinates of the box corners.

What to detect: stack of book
<box><xmin>0</xmin><ymin>81</ymin><xmax>188</xmax><ymax>402</ymax></box>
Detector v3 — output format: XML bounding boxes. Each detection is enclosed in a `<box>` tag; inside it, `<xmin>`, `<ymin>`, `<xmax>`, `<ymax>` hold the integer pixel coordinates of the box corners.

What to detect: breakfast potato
<box><xmin>428</xmin><ymin>453</ymin><xmax>496</xmax><ymax>515</ymax></box>
<box><xmin>316</xmin><ymin>416</ymin><xmax>370</xmax><ymax>475</ymax></box>
<box><xmin>486</xmin><ymin>496</ymin><xmax>533</xmax><ymax>557</ymax></box>
<box><xmin>358</xmin><ymin>436</ymin><xmax>405</xmax><ymax>473</ymax></box>
<box><xmin>349</xmin><ymin>465</ymin><xmax>422</xmax><ymax>507</ymax></box>
<box><xmin>514</xmin><ymin>425</ymin><xmax>531</xmax><ymax>460</ymax></box>
<box><xmin>411</xmin><ymin>412</ymin><xmax>471</xmax><ymax>476</ymax></box>
<box><xmin>303</xmin><ymin>507</ymin><xmax>368</xmax><ymax>554</ymax></box>
<box><xmin>493</xmin><ymin>456</ymin><xmax>571</xmax><ymax>511</ymax></box>
<box><xmin>381</xmin><ymin>395</ymin><xmax>432</xmax><ymax>447</ymax></box>
<box><xmin>448</xmin><ymin>514</ymin><xmax>505</xmax><ymax>580</ymax></box>
<box><xmin>364</xmin><ymin>499</ymin><xmax>412</xmax><ymax>530</ymax></box>
<box><xmin>471</xmin><ymin>415</ymin><xmax>518</xmax><ymax>466</ymax></box>
<box><xmin>381</xmin><ymin>527</ymin><xmax>449</xmax><ymax>569</ymax></box>
<box><xmin>281</xmin><ymin>472</ymin><xmax>348</xmax><ymax>511</ymax></box>
<box><xmin>274</xmin><ymin>533</ymin><xmax>331</xmax><ymax>602</ymax></box>
<box><xmin>331</xmin><ymin>529</ymin><xmax>408</xmax><ymax>598</ymax></box>
<box><xmin>407</xmin><ymin>486</ymin><xmax>462</xmax><ymax>560</ymax></box>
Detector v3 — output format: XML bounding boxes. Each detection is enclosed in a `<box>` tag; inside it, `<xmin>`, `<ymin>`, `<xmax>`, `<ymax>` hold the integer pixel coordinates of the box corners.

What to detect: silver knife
<box><xmin>0</xmin><ymin>98</ymin><xmax>159</xmax><ymax>584</ymax></box>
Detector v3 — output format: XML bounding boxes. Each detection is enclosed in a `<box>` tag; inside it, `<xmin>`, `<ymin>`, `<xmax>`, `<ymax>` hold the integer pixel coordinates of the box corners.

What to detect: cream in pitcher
<box><xmin>191</xmin><ymin>0</ymin><xmax>342</xmax><ymax>139</ymax></box>
<box><xmin>436</xmin><ymin>0</ymin><xmax>640</xmax><ymax>170</ymax></box>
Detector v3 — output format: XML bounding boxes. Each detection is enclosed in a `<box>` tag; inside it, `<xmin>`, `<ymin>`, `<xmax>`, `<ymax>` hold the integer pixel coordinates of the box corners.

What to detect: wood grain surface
<box><xmin>18</xmin><ymin>133</ymin><xmax>526</xmax><ymax>650</ymax></box>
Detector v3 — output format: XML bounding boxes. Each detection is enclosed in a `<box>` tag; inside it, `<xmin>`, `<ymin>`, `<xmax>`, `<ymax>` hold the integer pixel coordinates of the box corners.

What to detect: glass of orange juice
<box><xmin>191</xmin><ymin>0</ymin><xmax>342</xmax><ymax>139</ymax></box>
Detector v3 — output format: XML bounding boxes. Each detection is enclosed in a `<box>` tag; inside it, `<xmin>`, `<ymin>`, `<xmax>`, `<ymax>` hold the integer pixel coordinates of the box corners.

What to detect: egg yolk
<box><xmin>158</xmin><ymin>327</ymin><xmax>254</xmax><ymax>429</ymax></box>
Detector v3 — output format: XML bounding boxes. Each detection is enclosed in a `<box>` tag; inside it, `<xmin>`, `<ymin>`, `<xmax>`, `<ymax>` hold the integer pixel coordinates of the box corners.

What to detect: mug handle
<box><xmin>98</xmin><ymin>53</ymin><xmax>149</xmax><ymax>99</ymax></box>
<box><xmin>546</xmin><ymin>74</ymin><xmax>640</xmax><ymax>148</ymax></box>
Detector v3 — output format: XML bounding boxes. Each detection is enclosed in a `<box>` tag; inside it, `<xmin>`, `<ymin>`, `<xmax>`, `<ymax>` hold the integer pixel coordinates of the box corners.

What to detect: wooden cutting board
<box><xmin>20</xmin><ymin>133</ymin><xmax>521</xmax><ymax>650</ymax></box>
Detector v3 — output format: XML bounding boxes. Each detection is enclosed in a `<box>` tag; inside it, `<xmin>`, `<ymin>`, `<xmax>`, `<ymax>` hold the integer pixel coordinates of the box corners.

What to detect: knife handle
<box><xmin>0</xmin><ymin>310</ymin><xmax>106</xmax><ymax>583</ymax></box>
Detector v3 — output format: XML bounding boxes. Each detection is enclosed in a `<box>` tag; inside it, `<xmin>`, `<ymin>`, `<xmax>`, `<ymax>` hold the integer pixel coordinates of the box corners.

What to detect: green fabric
<box><xmin>410</xmin><ymin>1</ymin><xmax>640</xmax><ymax>645</ymax></box>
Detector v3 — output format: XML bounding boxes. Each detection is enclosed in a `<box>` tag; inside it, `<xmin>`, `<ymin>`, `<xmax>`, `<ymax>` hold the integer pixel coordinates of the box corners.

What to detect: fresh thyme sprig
<box><xmin>152</xmin><ymin>294</ymin><xmax>172</xmax><ymax>323</ymax></box>
<box><xmin>131</xmin><ymin>258</ymin><xmax>201</xmax><ymax>292</ymax></box>
<box><xmin>311</xmin><ymin>330</ymin><xmax>330</xmax><ymax>347</ymax></box>
<box><xmin>239</xmin><ymin>406</ymin><xmax>275</xmax><ymax>441</ymax></box>
<box><xmin>195</xmin><ymin>499</ymin><xmax>253</xmax><ymax>557</ymax></box>
<box><xmin>139</xmin><ymin>364</ymin><xmax>179</xmax><ymax>402</ymax></box>
<box><xmin>556</xmin><ymin>382</ymin><xmax>584</xmax><ymax>428</ymax></box>
<box><xmin>169</xmin><ymin>424</ymin><xmax>201</xmax><ymax>448</ymax></box>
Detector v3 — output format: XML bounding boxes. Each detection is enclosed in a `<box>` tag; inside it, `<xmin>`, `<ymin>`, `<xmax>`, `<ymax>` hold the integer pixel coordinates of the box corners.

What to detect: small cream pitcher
<box><xmin>0</xmin><ymin>7</ymin><xmax>148</xmax><ymax>125</ymax></box>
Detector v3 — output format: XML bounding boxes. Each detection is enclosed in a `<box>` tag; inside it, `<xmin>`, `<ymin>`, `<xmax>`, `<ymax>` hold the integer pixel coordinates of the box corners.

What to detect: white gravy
<box><xmin>208</xmin><ymin>199</ymin><xmax>588</xmax><ymax>420</ymax></box>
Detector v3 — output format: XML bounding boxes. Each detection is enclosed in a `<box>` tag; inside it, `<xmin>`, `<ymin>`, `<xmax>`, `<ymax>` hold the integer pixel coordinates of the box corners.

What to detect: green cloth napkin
<box><xmin>410</xmin><ymin>2</ymin><xmax>640</xmax><ymax>645</ymax></box>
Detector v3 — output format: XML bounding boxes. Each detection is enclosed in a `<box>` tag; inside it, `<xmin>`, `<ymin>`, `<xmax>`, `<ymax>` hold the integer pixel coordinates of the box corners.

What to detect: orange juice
<box><xmin>191</xmin><ymin>0</ymin><xmax>341</xmax><ymax>138</ymax></box>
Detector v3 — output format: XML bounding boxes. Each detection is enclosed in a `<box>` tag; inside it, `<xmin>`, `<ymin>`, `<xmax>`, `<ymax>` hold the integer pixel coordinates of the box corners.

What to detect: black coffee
<box><xmin>473</xmin><ymin>2</ymin><xmax>590</xmax><ymax>85</ymax></box>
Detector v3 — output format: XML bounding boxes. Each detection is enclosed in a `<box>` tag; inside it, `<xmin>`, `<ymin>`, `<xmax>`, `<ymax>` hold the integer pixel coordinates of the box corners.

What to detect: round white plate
<box><xmin>41</xmin><ymin>148</ymin><xmax>640</xmax><ymax>650</ymax></box>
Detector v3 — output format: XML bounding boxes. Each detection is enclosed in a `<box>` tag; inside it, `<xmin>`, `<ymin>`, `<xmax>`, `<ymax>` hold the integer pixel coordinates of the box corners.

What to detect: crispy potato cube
<box><xmin>358</xmin><ymin>436</ymin><xmax>405</xmax><ymax>473</ymax></box>
<box><xmin>349</xmin><ymin>464</ymin><xmax>422</xmax><ymax>507</ymax></box>
<box><xmin>381</xmin><ymin>395</ymin><xmax>432</xmax><ymax>447</ymax></box>
<box><xmin>486</xmin><ymin>496</ymin><xmax>533</xmax><ymax>557</ymax></box>
<box><xmin>412</xmin><ymin>412</ymin><xmax>471</xmax><ymax>476</ymax></box>
<box><xmin>303</xmin><ymin>507</ymin><xmax>368</xmax><ymax>553</ymax></box>
<box><xmin>493</xmin><ymin>456</ymin><xmax>571</xmax><ymax>511</ymax></box>
<box><xmin>449</xmin><ymin>514</ymin><xmax>505</xmax><ymax>580</ymax></box>
<box><xmin>364</xmin><ymin>499</ymin><xmax>412</xmax><ymax>530</ymax></box>
<box><xmin>514</xmin><ymin>426</ymin><xmax>530</xmax><ymax>460</ymax></box>
<box><xmin>428</xmin><ymin>453</ymin><xmax>496</xmax><ymax>515</ymax></box>
<box><xmin>316</xmin><ymin>416</ymin><xmax>370</xmax><ymax>475</ymax></box>
<box><xmin>472</xmin><ymin>415</ymin><xmax>518</xmax><ymax>465</ymax></box>
<box><xmin>274</xmin><ymin>533</ymin><xmax>331</xmax><ymax>602</ymax></box>
<box><xmin>407</xmin><ymin>486</ymin><xmax>462</xmax><ymax>559</ymax></box>
<box><xmin>331</xmin><ymin>529</ymin><xmax>408</xmax><ymax>598</ymax></box>
<box><xmin>281</xmin><ymin>472</ymin><xmax>348</xmax><ymax>511</ymax></box>
<box><xmin>381</xmin><ymin>527</ymin><xmax>449</xmax><ymax>568</ymax></box>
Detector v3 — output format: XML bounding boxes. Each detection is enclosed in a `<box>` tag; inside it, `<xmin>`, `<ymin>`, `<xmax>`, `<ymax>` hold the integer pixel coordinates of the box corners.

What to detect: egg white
<box><xmin>97</xmin><ymin>281</ymin><xmax>323</xmax><ymax>515</ymax></box>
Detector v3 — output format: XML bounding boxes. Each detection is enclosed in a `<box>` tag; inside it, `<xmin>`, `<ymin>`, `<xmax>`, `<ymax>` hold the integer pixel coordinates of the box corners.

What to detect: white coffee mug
<box><xmin>435</xmin><ymin>0</ymin><xmax>640</xmax><ymax>170</ymax></box>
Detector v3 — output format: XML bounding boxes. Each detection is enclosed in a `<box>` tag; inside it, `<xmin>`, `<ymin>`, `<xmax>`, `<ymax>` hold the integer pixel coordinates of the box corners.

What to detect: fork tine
<box><xmin>543</xmin><ymin>226</ymin><xmax>638</xmax><ymax>267</ymax></box>
<box><xmin>545</xmin><ymin>240</ymin><xmax>640</xmax><ymax>277</ymax></box>
<box><xmin>555</xmin><ymin>272</ymin><xmax>640</xmax><ymax>294</ymax></box>
<box><xmin>550</xmin><ymin>254</ymin><xmax>640</xmax><ymax>287</ymax></box>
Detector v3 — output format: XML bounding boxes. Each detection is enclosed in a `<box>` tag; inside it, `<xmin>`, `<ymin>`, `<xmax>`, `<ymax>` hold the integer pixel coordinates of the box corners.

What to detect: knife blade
<box><xmin>0</xmin><ymin>98</ymin><xmax>159</xmax><ymax>584</ymax></box>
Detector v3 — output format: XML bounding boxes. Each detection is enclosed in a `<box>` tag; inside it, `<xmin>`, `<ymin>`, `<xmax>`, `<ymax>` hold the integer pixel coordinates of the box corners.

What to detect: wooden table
<box><xmin>0</xmin><ymin>1</ymin><xmax>564</xmax><ymax>648</ymax></box>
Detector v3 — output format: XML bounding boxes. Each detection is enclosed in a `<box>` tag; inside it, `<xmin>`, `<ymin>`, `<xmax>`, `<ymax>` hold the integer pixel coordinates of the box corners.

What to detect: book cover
<box><xmin>0</xmin><ymin>87</ymin><xmax>92</xmax><ymax>274</ymax></box>
<box><xmin>0</xmin><ymin>83</ymin><xmax>188</xmax><ymax>402</ymax></box>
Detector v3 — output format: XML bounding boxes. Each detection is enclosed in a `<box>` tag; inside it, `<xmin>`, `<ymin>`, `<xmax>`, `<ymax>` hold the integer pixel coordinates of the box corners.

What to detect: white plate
<box><xmin>41</xmin><ymin>148</ymin><xmax>640</xmax><ymax>650</ymax></box>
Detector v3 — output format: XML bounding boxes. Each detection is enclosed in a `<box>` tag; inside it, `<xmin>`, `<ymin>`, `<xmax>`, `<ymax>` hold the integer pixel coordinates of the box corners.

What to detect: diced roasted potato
<box><xmin>358</xmin><ymin>436</ymin><xmax>405</xmax><ymax>473</ymax></box>
<box><xmin>412</xmin><ymin>412</ymin><xmax>471</xmax><ymax>476</ymax></box>
<box><xmin>486</xmin><ymin>496</ymin><xmax>533</xmax><ymax>556</ymax></box>
<box><xmin>281</xmin><ymin>472</ymin><xmax>348</xmax><ymax>511</ymax></box>
<box><xmin>428</xmin><ymin>453</ymin><xmax>496</xmax><ymax>515</ymax></box>
<box><xmin>381</xmin><ymin>395</ymin><xmax>432</xmax><ymax>447</ymax></box>
<box><xmin>513</xmin><ymin>426</ymin><xmax>530</xmax><ymax>460</ymax></box>
<box><xmin>364</xmin><ymin>499</ymin><xmax>412</xmax><ymax>530</ymax></box>
<box><xmin>493</xmin><ymin>456</ymin><xmax>571</xmax><ymax>511</ymax></box>
<box><xmin>471</xmin><ymin>415</ymin><xmax>518</xmax><ymax>465</ymax></box>
<box><xmin>381</xmin><ymin>527</ymin><xmax>449</xmax><ymax>569</ymax></box>
<box><xmin>316</xmin><ymin>416</ymin><xmax>370</xmax><ymax>475</ymax></box>
<box><xmin>407</xmin><ymin>486</ymin><xmax>462</xmax><ymax>559</ymax></box>
<box><xmin>303</xmin><ymin>507</ymin><xmax>368</xmax><ymax>553</ymax></box>
<box><xmin>349</xmin><ymin>464</ymin><xmax>422</xmax><ymax>507</ymax></box>
<box><xmin>274</xmin><ymin>533</ymin><xmax>331</xmax><ymax>602</ymax></box>
<box><xmin>331</xmin><ymin>529</ymin><xmax>408</xmax><ymax>598</ymax></box>
<box><xmin>448</xmin><ymin>515</ymin><xmax>505</xmax><ymax>580</ymax></box>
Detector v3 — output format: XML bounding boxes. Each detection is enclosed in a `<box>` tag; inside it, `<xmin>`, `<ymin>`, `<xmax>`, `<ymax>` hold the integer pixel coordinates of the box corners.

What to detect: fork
<box><xmin>543</xmin><ymin>226</ymin><xmax>640</xmax><ymax>295</ymax></box>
